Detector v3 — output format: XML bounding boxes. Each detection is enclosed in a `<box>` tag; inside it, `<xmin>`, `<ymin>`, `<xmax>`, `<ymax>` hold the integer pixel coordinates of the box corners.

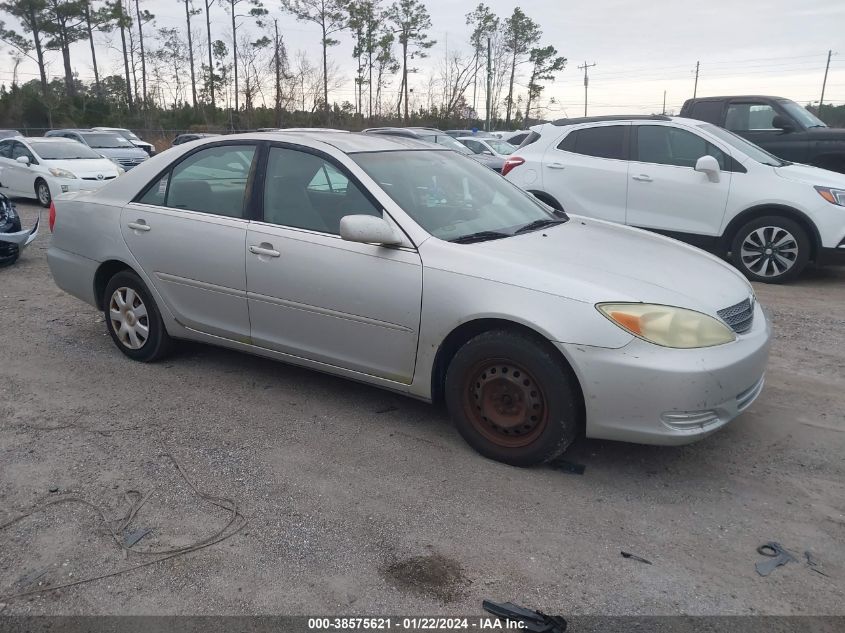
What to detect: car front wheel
<box><xmin>730</xmin><ymin>216</ymin><xmax>810</xmax><ymax>283</ymax></box>
<box><xmin>35</xmin><ymin>179</ymin><xmax>51</xmax><ymax>208</ymax></box>
<box><xmin>104</xmin><ymin>270</ymin><xmax>173</xmax><ymax>361</ymax></box>
<box><xmin>445</xmin><ymin>330</ymin><xmax>581</xmax><ymax>467</ymax></box>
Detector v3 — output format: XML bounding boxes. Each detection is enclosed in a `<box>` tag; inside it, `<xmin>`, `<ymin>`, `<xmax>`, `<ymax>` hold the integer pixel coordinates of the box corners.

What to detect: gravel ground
<box><xmin>1</xmin><ymin>201</ymin><xmax>844</xmax><ymax>616</ymax></box>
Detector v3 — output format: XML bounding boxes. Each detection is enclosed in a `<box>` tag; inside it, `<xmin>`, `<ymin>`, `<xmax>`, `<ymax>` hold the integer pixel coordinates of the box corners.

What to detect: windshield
<box><xmin>114</xmin><ymin>129</ymin><xmax>142</xmax><ymax>142</ymax></box>
<box><xmin>352</xmin><ymin>150</ymin><xmax>565</xmax><ymax>242</ymax></box>
<box><xmin>80</xmin><ymin>133</ymin><xmax>134</xmax><ymax>149</ymax></box>
<box><xmin>778</xmin><ymin>100</ymin><xmax>826</xmax><ymax>128</ymax></box>
<box><xmin>29</xmin><ymin>141</ymin><xmax>102</xmax><ymax>160</ymax></box>
<box><xmin>701</xmin><ymin>124</ymin><xmax>787</xmax><ymax>166</ymax></box>
<box><xmin>486</xmin><ymin>139</ymin><xmax>516</xmax><ymax>155</ymax></box>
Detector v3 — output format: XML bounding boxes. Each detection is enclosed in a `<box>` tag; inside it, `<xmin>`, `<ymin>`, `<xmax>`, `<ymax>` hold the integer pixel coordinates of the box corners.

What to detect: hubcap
<box><xmin>109</xmin><ymin>287</ymin><xmax>149</xmax><ymax>350</ymax></box>
<box><xmin>740</xmin><ymin>226</ymin><xmax>798</xmax><ymax>277</ymax></box>
<box><xmin>462</xmin><ymin>360</ymin><xmax>547</xmax><ymax>448</ymax></box>
<box><xmin>38</xmin><ymin>184</ymin><xmax>49</xmax><ymax>205</ymax></box>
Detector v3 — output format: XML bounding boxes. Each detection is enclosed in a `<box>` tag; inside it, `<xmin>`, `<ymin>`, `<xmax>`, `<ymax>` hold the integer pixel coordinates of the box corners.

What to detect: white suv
<box><xmin>504</xmin><ymin>115</ymin><xmax>845</xmax><ymax>283</ymax></box>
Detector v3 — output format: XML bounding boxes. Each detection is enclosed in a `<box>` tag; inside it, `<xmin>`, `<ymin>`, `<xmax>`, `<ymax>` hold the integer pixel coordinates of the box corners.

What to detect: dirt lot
<box><xmin>1</xmin><ymin>201</ymin><xmax>844</xmax><ymax>616</ymax></box>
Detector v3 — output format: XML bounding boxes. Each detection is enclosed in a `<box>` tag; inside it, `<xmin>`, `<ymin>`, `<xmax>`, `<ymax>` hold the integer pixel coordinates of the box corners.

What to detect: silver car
<box><xmin>47</xmin><ymin>132</ymin><xmax>771</xmax><ymax>466</ymax></box>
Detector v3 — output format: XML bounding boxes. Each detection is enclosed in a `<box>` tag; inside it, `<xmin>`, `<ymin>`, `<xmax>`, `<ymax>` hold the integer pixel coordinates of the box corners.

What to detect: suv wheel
<box><xmin>445</xmin><ymin>330</ymin><xmax>581</xmax><ymax>467</ymax></box>
<box><xmin>104</xmin><ymin>270</ymin><xmax>173</xmax><ymax>361</ymax></box>
<box><xmin>730</xmin><ymin>216</ymin><xmax>809</xmax><ymax>283</ymax></box>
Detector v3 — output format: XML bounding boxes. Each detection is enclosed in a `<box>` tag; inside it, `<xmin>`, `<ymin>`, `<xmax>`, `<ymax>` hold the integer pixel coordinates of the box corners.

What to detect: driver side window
<box><xmin>11</xmin><ymin>142</ymin><xmax>34</xmax><ymax>163</ymax></box>
<box><xmin>635</xmin><ymin>125</ymin><xmax>726</xmax><ymax>169</ymax></box>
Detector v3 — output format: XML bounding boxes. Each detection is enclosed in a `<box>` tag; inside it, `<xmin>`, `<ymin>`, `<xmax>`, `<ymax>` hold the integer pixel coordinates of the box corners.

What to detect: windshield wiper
<box><xmin>450</xmin><ymin>230</ymin><xmax>510</xmax><ymax>244</ymax></box>
<box><xmin>514</xmin><ymin>218</ymin><xmax>567</xmax><ymax>234</ymax></box>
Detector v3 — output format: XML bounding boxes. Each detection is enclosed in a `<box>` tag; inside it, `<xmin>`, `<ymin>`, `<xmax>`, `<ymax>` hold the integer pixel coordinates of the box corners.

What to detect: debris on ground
<box><xmin>620</xmin><ymin>551</ymin><xmax>653</xmax><ymax>565</ymax></box>
<box><xmin>804</xmin><ymin>551</ymin><xmax>829</xmax><ymax>577</ymax></box>
<box><xmin>482</xmin><ymin>599</ymin><xmax>567</xmax><ymax>633</ymax></box>
<box><xmin>122</xmin><ymin>528</ymin><xmax>152</xmax><ymax>548</ymax></box>
<box><xmin>755</xmin><ymin>542</ymin><xmax>797</xmax><ymax>576</ymax></box>
<box><xmin>549</xmin><ymin>459</ymin><xmax>586</xmax><ymax>475</ymax></box>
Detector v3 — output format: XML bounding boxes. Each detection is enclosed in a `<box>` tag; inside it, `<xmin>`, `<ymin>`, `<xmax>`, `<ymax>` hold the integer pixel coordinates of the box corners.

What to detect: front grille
<box><xmin>82</xmin><ymin>175</ymin><xmax>117</xmax><ymax>181</ymax></box>
<box><xmin>718</xmin><ymin>297</ymin><xmax>754</xmax><ymax>334</ymax></box>
<box><xmin>116</xmin><ymin>157</ymin><xmax>146</xmax><ymax>168</ymax></box>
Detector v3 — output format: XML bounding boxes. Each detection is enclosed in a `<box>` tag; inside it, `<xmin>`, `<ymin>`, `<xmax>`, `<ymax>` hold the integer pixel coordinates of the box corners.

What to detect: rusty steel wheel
<box><xmin>462</xmin><ymin>359</ymin><xmax>548</xmax><ymax>448</ymax></box>
<box><xmin>445</xmin><ymin>330</ymin><xmax>581</xmax><ymax>467</ymax></box>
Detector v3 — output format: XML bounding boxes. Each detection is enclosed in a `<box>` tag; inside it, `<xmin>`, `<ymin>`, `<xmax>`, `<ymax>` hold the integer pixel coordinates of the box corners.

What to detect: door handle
<box><xmin>127</xmin><ymin>220</ymin><xmax>151</xmax><ymax>232</ymax></box>
<box><xmin>546</xmin><ymin>162</ymin><xmax>566</xmax><ymax>169</ymax></box>
<box><xmin>249</xmin><ymin>244</ymin><xmax>280</xmax><ymax>258</ymax></box>
<box><xmin>631</xmin><ymin>174</ymin><xmax>652</xmax><ymax>182</ymax></box>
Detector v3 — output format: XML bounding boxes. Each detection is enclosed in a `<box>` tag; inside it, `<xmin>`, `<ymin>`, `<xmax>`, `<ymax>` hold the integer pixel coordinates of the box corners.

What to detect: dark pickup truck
<box><xmin>680</xmin><ymin>95</ymin><xmax>845</xmax><ymax>173</ymax></box>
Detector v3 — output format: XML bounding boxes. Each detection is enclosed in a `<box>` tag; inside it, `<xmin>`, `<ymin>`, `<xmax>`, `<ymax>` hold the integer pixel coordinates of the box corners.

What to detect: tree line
<box><xmin>0</xmin><ymin>0</ymin><xmax>568</xmax><ymax>133</ymax></box>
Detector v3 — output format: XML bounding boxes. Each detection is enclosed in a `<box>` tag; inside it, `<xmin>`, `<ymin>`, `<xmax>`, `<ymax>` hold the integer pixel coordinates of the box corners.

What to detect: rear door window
<box><xmin>567</xmin><ymin>125</ymin><xmax>627</xmax><ymax>160</ymax></box>
<box><xmin>689</xmin><ymin>101</ymin><xmax>724</xmax><ymax>124</ymax></box>
<box><xmin>137</xmin><ymin>144</ymin><xmax>256</xmax><ymax>218</ymax></box>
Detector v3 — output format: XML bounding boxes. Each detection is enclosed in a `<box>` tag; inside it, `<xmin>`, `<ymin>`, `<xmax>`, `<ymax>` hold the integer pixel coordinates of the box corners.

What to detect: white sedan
<box><xmin>47</xmin><ymin>132</ymin><xmax>770</xmax><ymax>466</ymax></box>
<box><xmin>0</xmin><ymin>137</ymin><xmax>123</xmax><ymax>207</ymax></box>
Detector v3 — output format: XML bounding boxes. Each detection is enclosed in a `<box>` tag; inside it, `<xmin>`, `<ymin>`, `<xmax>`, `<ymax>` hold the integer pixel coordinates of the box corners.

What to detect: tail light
<box><xmin>501</xmin><ymin>156</ymin><xmax>525</xmax><ymax>177</ymax></box>
<box><xmin>49</xmin><ymin>201</ymin><xmax>56</xmax><ymax>232</ymax></box>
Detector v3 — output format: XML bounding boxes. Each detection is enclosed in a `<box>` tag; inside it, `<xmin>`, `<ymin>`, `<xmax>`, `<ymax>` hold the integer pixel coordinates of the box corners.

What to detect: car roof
<box><xmin>252</xmin><ymin>131</ymin><xmax>443</xmax><ymax>153</ymax></box>
<box><xmin>684</xmin><ymin>95</ymin><xmax>788</xmax><ymax>102</ymax></box>
<box><xmin>550</xmin><ymin>114</ymin><xmax>671</xmax><ymax>126</ymax></box>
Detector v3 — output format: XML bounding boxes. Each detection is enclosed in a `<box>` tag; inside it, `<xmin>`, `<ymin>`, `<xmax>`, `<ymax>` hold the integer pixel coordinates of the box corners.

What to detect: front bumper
<box><xmin>818</xmin><ymin>244</ymin><xmax>845</xmax><ymax>266</ymax></box>
<box><xmin>560</xmin><ymin>301</ymin><xmax>771</xmax><ymax>445</ymax></box>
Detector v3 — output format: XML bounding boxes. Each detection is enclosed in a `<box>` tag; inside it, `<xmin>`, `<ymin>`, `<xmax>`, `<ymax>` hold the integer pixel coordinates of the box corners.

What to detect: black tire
<box><xmin>35</xmin><ymin>178</ymin><xmax>51</xmax><ymax>208</ymax></box>
<box><xmin>103</xmin><ymin>270</ymin><xmax>173</xmax><ymax>362</ymax></box>
<box><xmin>444</xmin><ymin>330</ymin><xmax>581</xmax><ymax>467</ymax></box>
<box><xmin>730</xmin><ymin>215</ymin><xmax>810</xmax><ymax>284</ymax></box>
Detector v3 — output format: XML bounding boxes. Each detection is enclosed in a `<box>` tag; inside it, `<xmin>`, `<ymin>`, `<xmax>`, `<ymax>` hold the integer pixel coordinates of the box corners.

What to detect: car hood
<box><xmin>432</xmin><ymin>216</ymin><xmax>753</xmax><ymax>315</ymax></box>
<box><xmin>45</xmin><ymin>158</ymin><xmax>121</xmax><ymax>176</ymax></box>
<box><xmin>92</xmin><ymin>147</ymin><xmax>148</xmax><ymax>159</ymax></box>
<box><xmin>773</xmin><ymin>161</ymin><xmax>845</xmax><ymax>187</ymax></box>
<box><xmin>807</xmin><ymin>127</ymin><xmax>845</xmax><ymax>142</ymax></box>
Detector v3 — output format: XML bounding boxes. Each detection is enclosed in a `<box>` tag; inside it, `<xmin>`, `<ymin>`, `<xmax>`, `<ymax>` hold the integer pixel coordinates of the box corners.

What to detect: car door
<box><xmin>122</xmin><ymin>142</ymin><xmax>257</xmax><ymax>341</ymax></box>
<box><xmin>0</xmin><ymin>140</ymin><xmax>17</xmax><ymax>193</ymax></box>
<box><xmin>625</xmin><ymin>123</ymin><xmax>731</xmax><ymax>237</ymax></box>
<box><xmin>724</xmin><ymin>100</ymin><xmax>808</xmax><ymax>163</ymax></box>
<box><xmin>246</xmin><ymin>144</ymin><xmax>423</xmax><ymax>383</ymax></box>
<box><xmin>6</xmin><ymin>141</ymin><xmax>37</xmax><ymax>194</ymax></box>
<box><xmin>541</xmin><ymin>124</ymin><xmax>629</xmax><ymax>223</ymax></box>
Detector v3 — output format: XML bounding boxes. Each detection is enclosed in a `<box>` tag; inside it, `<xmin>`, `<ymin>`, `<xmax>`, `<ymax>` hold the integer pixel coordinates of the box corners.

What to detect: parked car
<box><xmin>363</xmin><ymin>127</ymin><xmax>505</xmax><ymax>172</ymax></box>
<box><xmin>93</xmin><ymin>126</ymin><xmax>156</xmax><ymax>156</ymax></box>
<box><xmin>172</xmin><ymin>133</ymin><xmax>220</xmax><ymax>146</ymax></box>
<box><xmin>445</xmin><ymin>129</ymin><xmax>494</xmax><ymax>138</ymax></box>
<box><xmin>0</xmin><ymin>192</ymin><xmax>37</xmax><ymax>265</ymax></box>
<box><xmin>0</xmin><ymin>137</ymin><xmax>123</xmax><ymax>207</ymax></box>
<box><xmin>457</xmin><ymin>136</ymin><xmax>518</xmax><ymax>159</ymax></box>
<box><xmin>504</xmin><ymin>114</ymin><xmax>845</xmax><ymax>282</ymax></box>
<box><xmin>680</xmin><ymin>95</ymin><xmax>844</xmax><ymax>173</ymax></box>
<box><xmin>47</xmin><ymin>132</ymin><xmax>770</xmax><ymax>466</ymax></box>
<box><xmin>44</xmin><ymin>129</ymin><xmax>149</xmax><ymax>171</ymax></box>
<box><xmin>0</xmin><ymin>130</ymin><xmax>22</xmax><ymax>139</ymax></box>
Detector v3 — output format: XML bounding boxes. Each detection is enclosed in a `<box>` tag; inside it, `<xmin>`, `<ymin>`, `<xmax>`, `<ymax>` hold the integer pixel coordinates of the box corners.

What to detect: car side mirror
<box><xmin>772</xmin><ymin>114</ymin><xmax>795</xmax><ymax>132</ymax></box>
<box><xmin>694</xmin><ymin>155</ymin><xmax>721</xmax><ymax>182</ymax></box>
<box><xmin>339</xmin><ymin>214</ymin><xmax>402</xmax><ymax>246</ymax></box>
<box><xmin>16</xmin><ymin>155</ymin><xmax>30</xmax><ymax>166</ymax></box>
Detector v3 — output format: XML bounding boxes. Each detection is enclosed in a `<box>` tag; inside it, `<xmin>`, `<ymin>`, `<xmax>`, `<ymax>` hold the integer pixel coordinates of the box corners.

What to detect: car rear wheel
<box><xmin>730</xmin><ymin>216</ymin><xmax>810</xmax><ymax>283</ymax></box>
<box><xmin>104</xmin><ymin>270</ymin><xmax>173</xmax><ymax>362</ymax></box>
<box><xmin>35</xmin><ymin>179</ymin><xmax>51</xmax><ymax>208</ymax></box>
<box><xmin>445</xmin><ymin>330</ymin><xmax>581</xmax><ymax>467</ymax></box>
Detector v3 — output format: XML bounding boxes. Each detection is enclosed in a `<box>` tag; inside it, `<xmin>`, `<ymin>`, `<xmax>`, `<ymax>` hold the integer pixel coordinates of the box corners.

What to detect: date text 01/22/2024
<box><xmin>307</xmin><ymin>617</ymin><xmax>527</xmax><ymax>630</ymax></box>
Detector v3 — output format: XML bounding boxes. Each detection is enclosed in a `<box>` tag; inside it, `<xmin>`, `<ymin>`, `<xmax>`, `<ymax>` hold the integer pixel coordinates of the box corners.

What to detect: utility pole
<box><xmin>485</xmin><ymin>36</ymin><xmax>492</xmax><ymax>132</ymax></box>
<box><xmin>578</xmin><ymin>61</ymin><xmax>596</xmax><ymax>116</ymax></box>
<box><xmin>662</xmin><ymin>90</ymin><xmax>666</xmax><ymax>115</ymax></box>
<box><xmin>819</xmin><ymin>49</ymin><xmax>832</xmax><ymax>111</ymax></box>
<box><xmin>693</xmin><ymin>60</ymin><xmax>699</xmax><ymax>98</ymax></box>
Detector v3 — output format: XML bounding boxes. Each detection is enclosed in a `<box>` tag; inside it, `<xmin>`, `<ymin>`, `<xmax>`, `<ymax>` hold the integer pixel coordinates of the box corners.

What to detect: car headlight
<box><xmin>815</xmin><ymin>186</ymin><xmax>845</xmax><ymax>207</ymax></box>
<box><xmin>597</xmin><ymin>303</ymin><xmax>736</xmax><ymax>348</ymax></box>
<box><xmin>48</xmin><ymin>167</ymin><xmax>77</xmax><ymax>179</ymax></box>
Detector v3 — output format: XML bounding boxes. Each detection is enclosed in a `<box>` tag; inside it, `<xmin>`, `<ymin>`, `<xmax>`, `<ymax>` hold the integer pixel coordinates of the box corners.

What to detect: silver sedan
<box><xmin>47</xmin><ymin>132</ymin><xmax>771</xmax><ymax>466</ymax></box>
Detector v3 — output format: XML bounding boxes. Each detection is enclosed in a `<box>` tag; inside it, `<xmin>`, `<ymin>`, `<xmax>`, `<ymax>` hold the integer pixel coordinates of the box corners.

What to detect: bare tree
<box><xmin>222</xmin><ymin>0</ymin><xmax>266</xmax><ymax>117</ymax></box>
<box><xmin>0</xmin><ymin>0</ymin><xmax>51</xmax><ymax>98</ymax></box>
<box><xmin>181</xmin><ymin>0</ymin><xmax>201</xmax><ymax>106</ymax></box>
<box><xmin>385</xmin><ymin>0</ymin><xmax>434</xmax><ymax>123</ymax></box>
<box><xmin>281</xmin><ymin>0</ymin><xmax>347</xmax><ymax>111</ymax></box>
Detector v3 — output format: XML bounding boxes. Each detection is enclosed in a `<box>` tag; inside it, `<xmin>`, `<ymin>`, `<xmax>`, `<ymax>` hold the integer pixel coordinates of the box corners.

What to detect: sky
<box><xmin>1</xmin><ymin>0</ymin><xmax>843</xmax><ymax>118</ymax></box>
